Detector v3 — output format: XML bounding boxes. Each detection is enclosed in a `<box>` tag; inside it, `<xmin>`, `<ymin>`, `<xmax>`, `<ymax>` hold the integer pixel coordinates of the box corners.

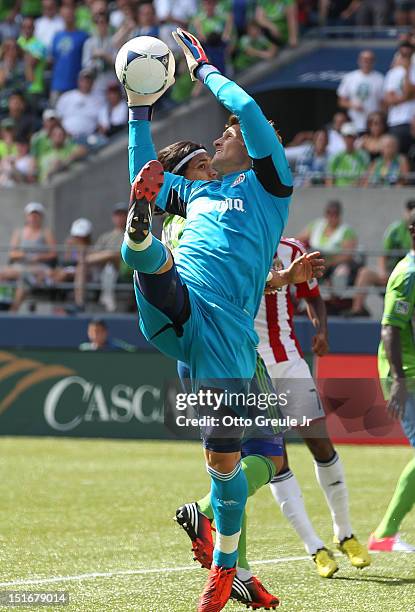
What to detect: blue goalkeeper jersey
<box><xmin>129</xmin><ymin>71</ymin><xmax>293</xmax><ymax>320</ymax></box>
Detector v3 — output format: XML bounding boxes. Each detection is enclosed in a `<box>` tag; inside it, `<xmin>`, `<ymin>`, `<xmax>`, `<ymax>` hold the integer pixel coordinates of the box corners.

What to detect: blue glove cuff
<box><xmin>129</xmin><ymin>106</ymin><xmax>153</xmax><ymax>121</ymax></box>
<box><xmin>195</xmin><ymin>64</ymin><xmax>220</xmax><ymax>82</ymax></box>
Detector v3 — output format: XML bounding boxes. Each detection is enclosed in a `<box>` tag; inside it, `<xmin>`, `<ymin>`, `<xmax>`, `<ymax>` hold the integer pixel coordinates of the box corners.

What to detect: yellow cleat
<box><xmin>312</xmin><ymin>547</ymin><xmax>339</xmax><ymax>578</ymax></box>
<box><xmin>335</xmin><ymin>535</ymin><xmax>371</xmax><ymax>569</ymax></box>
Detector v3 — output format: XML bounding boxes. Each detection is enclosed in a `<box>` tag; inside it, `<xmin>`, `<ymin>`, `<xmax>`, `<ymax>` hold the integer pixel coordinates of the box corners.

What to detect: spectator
<box><xmin>0</xmin><ymin>202</ymin><xmax>56</xmax><ymax>312</ymax></box>
<box><xmin>0</xmin><ymin>39</ymin><xmax>25</xmax><ymax>114</ymax></box>
<box><xmin>327</xmin><ymin>110</ymin><xmax>348</xmax><ymax>156</ymax></box>
<box><xmin>337</xmin><ymin>50</ymin><xmax>384</xmax><ymax>134</ymax></box>
<box><xmin>346</xmin><ymin>200</ymin><xmax>415</xmax><ymax>316</ymax></box>
<box><xmin>365</xmin><ymin>134</ymin><xmax>410</xmax><ymax>186</ymax></box>
<box><xmin>98</xmin><ymin>81</ymin><xmax>128</xmax><ymax>136</ymax></box>
<box><xmin>50</xmin><ymin>4</ymin><xmax>89</xmax><ymax>100</ymax></box>
<box><xmin>51</xmin><ymin>217</ymin><xmax>93</xmax><ymax>306</ymax></box>
<box><xmin>79</xmin><ymin>318</ymin><xmax>136</xmax><ymax>351</ymax></box>
<box><xmin>192</xmin><ymin>0</ymin><xmax>234</xmax><ymax>75</ymax></box>
<box><xmin>255</xmin><ymin>0</ymin><xmax>298</xmax><ymax>47</ymax></box>
<box><xmin>82</xmin><ymin>9</ymin><xmax>117</xmax><ymax>101</ymax></box>
<box><xmin>294</xmin><ymin>129</ymin><xmax>330</xmax><ymax>186</ymax></box>
<box><xmin>0</xmin><ymin>118</ymin><xmax>17</xmax><ymax>160</ymax></box>
<box><xmin>17</xmin><ymin>16</ymin><xmax>47</xmax><ymax>103</ymax></box>
<box><xmin>297</xmin><ymin>199</ymin><xmax>359</xmax><ymax>292</ymax></box>
<box><xmin>6</xmin><ymin>91</ymin><xmax>38</xmax><ymax>141</ymax></box>
<box><xmin>355</xmin><ymin>111</ymin><xmax>388</xmax><ymax>160</ymax></box>
<box><xmin>326</xmin><ymin>122</ymin><xmax>369</xmax><ymax>186</ymax></box>
<box><xmin>30</xmin><ymin>108</ymin><xmax>60</xmax><ymax>161</ymax></box>
<box><xmin>82</xmin><ymin>202</ymin><xmax>129</xmax><ymax>311</ymax></box>
<box><xmin>234</xmin><ymin>19</ymin><xmax>278</xmax><ymax>72</ymax></box>
<box><xmin>56</xmin><ymin>68</ymin><xmax>100</xmax><ymax>143</ymax></box>
<box><xmin>355</xmin><ymin>0</ymin><xmax>390</xmax><ymax>26</ymax></box>
<box><xmin>38</xmin><ymin>124</ymin><xmax>87</xmax><ymax>182</ymax></box>
<box><xmin>34</xmin><ymin>0</ymin><xmax>64</xmax><ymax>51</ymax></box>
<box><xmin>0</xmin><ymin>1</ymin><xmax>21</xmax><ymax>40</ymax></box>
<box><xmin>319</xmin><ymin>0</ymin><xmax>361</xmax><ymax>26</ymax></box>
<box><xmin>383</xmin><ymin>41</ymin><xmax>415</xmax><ymax>154</ymax></box>
<box><xmin>0</xmin><ymin>135</ymin><xmax>37</xmax><ymax>186</ymax></box>
<box><xmin>131</xmin><ymin>1</ymin><xmax>160</xmax><ymax>38</ymax></box>
<box><xmin>395</xmin><ymin>0</ymin><xmax>415</xmax><ymax>27</ymax></box>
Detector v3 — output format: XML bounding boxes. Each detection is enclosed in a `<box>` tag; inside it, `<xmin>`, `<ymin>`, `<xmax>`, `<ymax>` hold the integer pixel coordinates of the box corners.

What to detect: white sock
<box><xmin>236</xmin><ymin>567</ymin><xmax>253</xmax><ymax>580</ymax></box>
<box><xmin>314</xmin><ymin>453</ymin><xmax>352</xmax><ymax>542</ymax></box>
<box><xmin>270</xmin><ymin>470</ymin><xmax>324</xmax><ymax>555</ymax></box>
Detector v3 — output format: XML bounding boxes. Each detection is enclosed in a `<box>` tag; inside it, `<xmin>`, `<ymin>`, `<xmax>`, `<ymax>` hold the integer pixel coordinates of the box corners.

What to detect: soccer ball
<box><xmin>115</xmin><ymin>36</ymin><xmax>175</xmax><ymax>96</ymax></box>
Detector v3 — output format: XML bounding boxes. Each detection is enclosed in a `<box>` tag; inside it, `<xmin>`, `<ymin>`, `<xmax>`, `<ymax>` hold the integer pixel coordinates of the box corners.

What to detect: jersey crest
<box><xmin>231</xmin><ymin>173</ymin><xmax>246</xmax><ymax>188</ymax></box>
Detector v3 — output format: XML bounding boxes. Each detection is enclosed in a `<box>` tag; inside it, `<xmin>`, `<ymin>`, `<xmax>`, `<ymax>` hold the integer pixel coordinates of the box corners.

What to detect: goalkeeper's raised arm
<box><xmin>172</xmin><ymin>28</ymin><xmax>293</xmax><ymax>198</ymax></box>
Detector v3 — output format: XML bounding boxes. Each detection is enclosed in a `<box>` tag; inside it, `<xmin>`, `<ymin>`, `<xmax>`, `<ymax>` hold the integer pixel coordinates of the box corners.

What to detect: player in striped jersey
<box><xmin>259</xmin><ymin>237</ymin><xmax>371</xmax><ymax>577</ymax></box>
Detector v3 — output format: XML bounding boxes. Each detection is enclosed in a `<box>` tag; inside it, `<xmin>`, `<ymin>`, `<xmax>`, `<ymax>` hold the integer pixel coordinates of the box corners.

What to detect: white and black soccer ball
<box><xmin>115</xmin><ymin>36</ymin><xmax>175</xmax><ymax>95</ymax></box>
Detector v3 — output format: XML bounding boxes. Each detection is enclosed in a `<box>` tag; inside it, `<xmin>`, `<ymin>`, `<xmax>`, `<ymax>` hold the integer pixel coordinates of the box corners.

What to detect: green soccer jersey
<box><xmin>327</xmin><ymin>150</ymin><xmax>369</xmax><ymax>186</ymax></box>
<box><xmin>378</xmin><ymin>252</ymin><xmax>415</xmax><ymax>386</ymax></box>
<box><xmin>258</xmin><ymin>0</ymin><xmax>294</xmax><ymax>43</ymax></box>
<box><xmin>162</xmin><ymin>214</ymin><xmax>186</xmax><ymax>251</ymax></box>
<box><xmin>383</xmin><ymin>219</ymin><xmax>412</xmax><ymax>273</ymax></box>
<box><xmin>17</xmin><ymin>35</ymin><xmax>46</xmax><ymax>94</ymax></box>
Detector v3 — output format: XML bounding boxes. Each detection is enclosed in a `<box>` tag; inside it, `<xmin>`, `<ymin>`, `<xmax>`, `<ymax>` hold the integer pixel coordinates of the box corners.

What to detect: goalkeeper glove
<box><xmin>172</xmin><ymin>28</ymin><xmax>212</xmax><ymax>82</ymax></box>
<box><xmin>124</xmin><ymin>69</ymin><xmax>175</xmax><ymax>108</ymax></box>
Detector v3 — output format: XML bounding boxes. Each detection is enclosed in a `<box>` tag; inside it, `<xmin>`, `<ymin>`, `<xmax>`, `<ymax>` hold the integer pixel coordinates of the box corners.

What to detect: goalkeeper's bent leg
<box><xmin>121</xmin><ymin>235</ymin><xmax>169</xmax><ymax>274</ymax></box>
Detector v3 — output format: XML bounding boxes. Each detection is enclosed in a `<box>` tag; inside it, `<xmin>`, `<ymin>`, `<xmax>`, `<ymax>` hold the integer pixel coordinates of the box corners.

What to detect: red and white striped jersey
<box><xmin>255</xmin><ymin>238</ymin><xmax>320</xmax><ymax>365</ymax></box>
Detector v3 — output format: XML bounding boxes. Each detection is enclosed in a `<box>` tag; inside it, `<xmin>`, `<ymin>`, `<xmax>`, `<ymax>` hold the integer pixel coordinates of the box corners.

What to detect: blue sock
<box><xmin>207</xmin><ymin>462</ymin><xmax>248</xmax><ymax>568</ymax></box>
<box><xmin>121</xmin><ymin>234</ymin><xmax>168</xmax><ymax>274</ymax></box>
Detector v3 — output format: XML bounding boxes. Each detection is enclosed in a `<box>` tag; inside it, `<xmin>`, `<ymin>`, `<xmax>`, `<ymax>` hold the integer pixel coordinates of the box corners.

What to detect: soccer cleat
<box><xmin>126</xmin><ymin>159</ymin><xmax>164</xmax><ymax>243</ymax></box>
<box><xmin>312</xmin><ymin>547</ymin><xmax>339</xmax><ymax>578</ymax></box>
<box><xmin>198</xmin><ymin>564</ymin><xmax>236</xmax><ymax>612</ymax></box>
<box><xmin>335</xmin><ymin>534</ymin><xmax>371</xmax><ymax>568</ymax></box>
<box><xmin>231</xmin><ymin>575</ymin><xmax>280</xmax><ymax>609</ymax></box>
<box><xmin>174</xmin><ymin>502</ymin><xmax>214</xmax><ymax>569</ymax></box>
<box><xmin>368</xmin><ymin>533</ymin><xmax>415</xmax><ymax>553</ymax></box>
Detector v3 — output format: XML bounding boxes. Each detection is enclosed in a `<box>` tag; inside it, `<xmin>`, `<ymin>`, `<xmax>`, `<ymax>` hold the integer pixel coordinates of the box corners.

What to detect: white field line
<box><xmin>0</xmin><ymin>554</ymin><xmax>315</xmax><ymax>588</ymax></box>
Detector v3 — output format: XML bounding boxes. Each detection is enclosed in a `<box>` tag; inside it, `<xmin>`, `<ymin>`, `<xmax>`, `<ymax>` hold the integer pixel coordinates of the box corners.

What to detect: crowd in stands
<box><xmin>2</xmin><ymin>1</ymin><xmax>415</xmax><ymax>185</ymax></box>
<box><xmin>287</xmin><ymin>41</ymin><xmax>415</xmax><ymax>186</ymax></box>
<box><xmin>0</xmin><ymin>200</ymin><xmax>130</xmax><ymax>312</ymax></box>
<box><xmin>294</xmin><ymin>197</ymin><xmax>415</xmax><ymax>317</ymax></box>
<box><xmin>1</xmin><ymin>194</ymin><xmax>412</xmax><ymax>317</ymax></box>
<box><xmin>0</xmin><ymin>0</ymin><xmax>301</xmax><ymax>185</ymax></box>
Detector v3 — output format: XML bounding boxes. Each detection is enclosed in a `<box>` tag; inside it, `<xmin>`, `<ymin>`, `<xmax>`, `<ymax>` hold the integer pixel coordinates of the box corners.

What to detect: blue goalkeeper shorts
<box><xmin>134</xmin><ymin>262</ymin><xmax>257</xmax><ymax>398</ymax></box>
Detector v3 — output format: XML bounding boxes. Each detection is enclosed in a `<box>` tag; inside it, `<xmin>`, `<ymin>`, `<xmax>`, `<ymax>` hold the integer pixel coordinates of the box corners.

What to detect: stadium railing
<box><xmin>0</xmin><ymin>245</ymin><xmax>409</xmax><ymax>314</ymax></box>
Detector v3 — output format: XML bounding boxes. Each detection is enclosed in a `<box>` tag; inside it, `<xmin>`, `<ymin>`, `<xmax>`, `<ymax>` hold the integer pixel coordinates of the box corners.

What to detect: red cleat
<box><xmin>174</xmin><ymin>503</ymin><xmax>214</xmax><ymax>569</ymax></box>
<box><xmin>231</xmin><ymin>575</ymin><xmax>280</xmax><ymax>609</ymax></box>
<box><xmin>368</xmin><ymin>533</ymin><xmax>415</xmax><ymax>552</ymax></box>
<box><xmin>198</xmin><ymin>564</ymin><xmax>236</xmax><ymax>612</ymax></box>
<box><xmin>126</xmin><ymin>159</ymin><xmax>164</xmax><ymax>243</ymax></box>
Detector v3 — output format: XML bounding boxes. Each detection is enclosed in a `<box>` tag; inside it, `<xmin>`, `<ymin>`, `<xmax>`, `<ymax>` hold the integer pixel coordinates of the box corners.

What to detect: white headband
<box><xmin>172</xmin><ymin>148</ymin><xmax>207</xmax><ymax>174</ymax></box>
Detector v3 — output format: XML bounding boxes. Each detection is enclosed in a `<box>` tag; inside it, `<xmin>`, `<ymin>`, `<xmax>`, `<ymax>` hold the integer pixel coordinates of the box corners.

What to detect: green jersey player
<box><xmin>369</xmin><ymin>209</ymin><xmax>415</xmax><ymax>552</ymax></box>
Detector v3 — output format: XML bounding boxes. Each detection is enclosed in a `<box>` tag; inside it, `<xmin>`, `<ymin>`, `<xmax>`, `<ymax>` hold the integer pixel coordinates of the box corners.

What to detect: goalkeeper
<box><xmin>121</xmin><ymin>29</ymin><xmax>293</xmax><ymax>612</ymax></box>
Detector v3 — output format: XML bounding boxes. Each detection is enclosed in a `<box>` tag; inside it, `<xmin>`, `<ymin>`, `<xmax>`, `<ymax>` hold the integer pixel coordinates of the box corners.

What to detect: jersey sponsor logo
<box><xmin>231</xmin><ymin>173</ymin><xmax>246</xmax><ymax>187</ymax></box>
<box><xmin>215</xmin><ymin>198</ymin><xmax>246</xmax><ymax>213</ymax></box>
<box><xmin>395</xmin><ymin>300</ymin><xmax>409</xmax><ymax>315</ymax></box>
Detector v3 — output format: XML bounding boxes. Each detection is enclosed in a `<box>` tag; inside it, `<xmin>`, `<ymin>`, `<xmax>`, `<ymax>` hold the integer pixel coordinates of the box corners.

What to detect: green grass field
<box><xmin>1</xmin><ymin>438</ymin><xmax>415</xmax><ymax>612</ymax></box>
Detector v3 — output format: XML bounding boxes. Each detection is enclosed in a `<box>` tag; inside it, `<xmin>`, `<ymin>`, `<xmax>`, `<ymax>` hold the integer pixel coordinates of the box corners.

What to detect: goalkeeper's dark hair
<box><xmin>227</xmin><ymin>114</ymin><xmax>283</xmax><ymax>143</ymax></box>
<box><xmin>158</xmin><ymin>140</ymin><xmax>207</xmax><ymax>176</ymax></box>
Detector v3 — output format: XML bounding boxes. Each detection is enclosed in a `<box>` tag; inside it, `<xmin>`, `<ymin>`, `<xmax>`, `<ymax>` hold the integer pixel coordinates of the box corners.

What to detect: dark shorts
<box><xmin>179</xmin><ymin>360</ymin><xmax>284</xmax><ymax>456</ymax></box>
